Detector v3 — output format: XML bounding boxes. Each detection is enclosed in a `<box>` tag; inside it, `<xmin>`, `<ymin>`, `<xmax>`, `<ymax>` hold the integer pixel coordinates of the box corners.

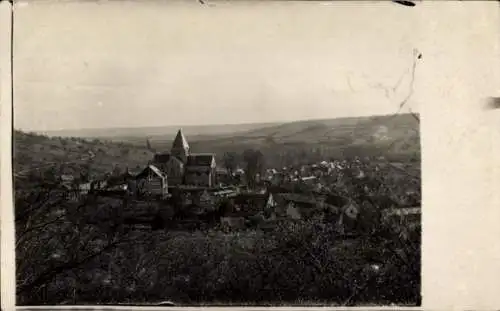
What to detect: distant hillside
<box><xmin>14</xmin><ymin>113</ymin><xmax>420</xmax><ymax>178</ymax></box>
<box><xmin>42</xmin><ymin>122</ymin><xmax>280</xmax><ymax>141</ymax></box>
<box><xmin>143</xmin><ymin>113</ymin><xmax>421</xmax><ymax>160</ymax></box>
<box><xmin>13</xmin><ymin>131</ymin><xmax>154</xmax><ymax>179</ymax></box>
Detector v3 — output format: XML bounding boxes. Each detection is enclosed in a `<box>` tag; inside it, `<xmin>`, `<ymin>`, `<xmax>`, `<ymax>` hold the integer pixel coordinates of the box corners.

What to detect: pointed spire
<box><xmin>172</xmin><ymin>128</ymin><xmax>189</xmax><ymax>151</ymax></box>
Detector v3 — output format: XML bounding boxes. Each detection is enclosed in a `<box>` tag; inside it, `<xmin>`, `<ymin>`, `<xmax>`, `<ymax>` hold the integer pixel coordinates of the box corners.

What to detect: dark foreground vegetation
<box><xmin>14</xmin><ymin>129</ymin><xmax>420</xmax><ymax>306</ymax></box>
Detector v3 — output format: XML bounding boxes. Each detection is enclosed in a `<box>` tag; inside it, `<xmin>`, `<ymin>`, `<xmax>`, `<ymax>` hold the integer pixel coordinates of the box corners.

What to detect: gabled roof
<box><xmin>186</xmin><ymin>154</ymin><xmax>215</xmax><ymax>167</ymax></box>
<box><xmin>136</xmin><ymin>165</ymin><xmax>167</xmax><ymax>179</ymax></box>
<box><xmin>105</xmin><ymin>174</ymin><xmax>131</xmax><ymax>187</ymax></box>
<box><xmin>172</xmin><ymin>129</ymin><xmax>189</xmax><ymax>150</ymax></box>
<box><xmin>149</xmin><ymin>165</ymin><xmax>165</xmax><ymax>177</ymax></box>
<box><xmin>153</xmin><ymin>152</ymin><xmax>185</xmax><ymax>166</ymax></box>
<box><xmin>275</xmin><ymin>193</ymin><xmax>317</xmax><ymax>207</ymax></box>
<box><xmin>233</xmin><ymin>192</ymin><xmax>267</xmax><ymax>205</ymax></box>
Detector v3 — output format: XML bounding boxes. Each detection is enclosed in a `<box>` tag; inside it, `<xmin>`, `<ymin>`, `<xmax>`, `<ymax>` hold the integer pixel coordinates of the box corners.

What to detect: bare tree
<box><xmin>242</xmin><ymin>149</ymin><xmax>265</xmax><ymax>189</ymax></box>
<box><xmin>222</xmin><ymin>151</ymin><xmax>238</xmax><ymax>176</ymax></box>
<box><xmin>15</xmin><ymin>170</ymin><xmax>136</xmax><ymax>304</ymax></box>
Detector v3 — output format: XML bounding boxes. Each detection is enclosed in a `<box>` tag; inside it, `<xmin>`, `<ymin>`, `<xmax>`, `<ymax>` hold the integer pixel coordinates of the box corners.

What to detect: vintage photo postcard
<box><xmin>2</xmin><ymin>0</ymin><xmax>498</xmax><ymax>310</ymax></box>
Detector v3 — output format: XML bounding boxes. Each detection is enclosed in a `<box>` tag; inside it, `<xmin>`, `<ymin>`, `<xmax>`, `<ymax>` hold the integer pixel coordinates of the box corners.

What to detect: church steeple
<box><xmin>171</xmin><ymin>128</ymin><xmax>189</xmax><ymax>162</ymax></box>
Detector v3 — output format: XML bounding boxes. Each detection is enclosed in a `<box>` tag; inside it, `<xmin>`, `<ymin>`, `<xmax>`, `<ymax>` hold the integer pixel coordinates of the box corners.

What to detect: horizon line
<box><xmin>17</xmin><ymin>112</ymin><xmax>418</xmax><ymax>135</ymax></box>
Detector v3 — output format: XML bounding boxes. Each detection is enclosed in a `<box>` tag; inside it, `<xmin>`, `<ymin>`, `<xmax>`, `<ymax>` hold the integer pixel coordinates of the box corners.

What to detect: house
<box><xmin>60</xmin><ymin>174</ymin><xmax>74</xmax><ymax>185</ymax></box>
<box><xmin>61</xmin><ymin>182</ymin><xmax>91</xmax><ymax>201</ymax></box>
<box><xmin>170</xmin><ymin>187</ymin><xmax>215</xmax><ymax>213</ymax></box>
<box><xmin>135</xmin><ymin>165</ymin><xmax>169</xmax><ymax>199</ymax></box>
<box><xmin>270</xmin><ymin>193</ymin><xmax>323</xmax><ymax>221</ymax></box>
<box><xmin>91</xmin><ymin>179</ymin><xmax>108</xmax><ymax>191</ymax></box>
<box><xmin>230</xmin><ymin>193</ymin><xmax>268</xmax><ymax>217</ymax></box>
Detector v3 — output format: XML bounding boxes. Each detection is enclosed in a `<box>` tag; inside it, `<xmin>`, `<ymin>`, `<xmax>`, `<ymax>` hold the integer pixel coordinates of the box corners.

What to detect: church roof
<box><xmin>153</xmin><ymin>152</ymin><xmax>186</xmax><ymax>166</ymax></box>
<box><xmin>186</xmin><ymin>154</ymin><xmax>215</xmax><ymax>167</ymax></box>
<box><xmin>153</xmin><ymin>152</ymin><xmax>171</xmax><ymax>163</ymax></box>
<box><xmin>172</xmin><ymin>129</ymin><xmax>189</xmax><ymax>150</ymax></box>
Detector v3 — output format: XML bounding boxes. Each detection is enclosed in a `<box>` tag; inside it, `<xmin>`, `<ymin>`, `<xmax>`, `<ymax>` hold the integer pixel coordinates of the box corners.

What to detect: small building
<box><xmin>230</xmin><ymin>193</ymin><xmax>268</xmax><ymax>216</ymax></box>
<box><xmin>270</xmin><ymin>172</ymin><xmax>285</xmax><ymax>186</ymax></box>
<box><xmin>62</xmin><ymin>182</ymin><xmax>91</xmax><ymax>201</ymax></box>
<box><xmin>60</xmin><ymin>174</ymin><xmax>75</xmax><ymax>184</ymax></box>
<box><xmin>270</xmin><ymin>193</ymin><xmax>323</xmax><ymax>221</ymax></box>
<box><xmin>135</xmin><ymin>165</ymin><xmax>169</xmax><ymax>199</ymax></box>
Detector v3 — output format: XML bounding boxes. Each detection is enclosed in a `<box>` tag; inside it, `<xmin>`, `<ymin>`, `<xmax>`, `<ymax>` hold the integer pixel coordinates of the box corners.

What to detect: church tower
<box><xmin>171</xmin><ymin>128</ymin><xmax>190</xmax><ymax>163</ymax></box>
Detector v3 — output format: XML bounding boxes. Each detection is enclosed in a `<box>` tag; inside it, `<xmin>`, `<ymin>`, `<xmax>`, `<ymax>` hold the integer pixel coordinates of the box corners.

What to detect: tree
<box><xmin>222</xmin><ymin>152</ymin><xmax>238</xmax><ymax>176</ymax></box>
<box><xmin>242</xmin><ymin>149</ymin><xmax>265</xmax><ymax>189</ymax></box>
<box><xmin>15</xmin><ymin>170</ymin><xmax>138</xmax><ymax>304</ymax></box>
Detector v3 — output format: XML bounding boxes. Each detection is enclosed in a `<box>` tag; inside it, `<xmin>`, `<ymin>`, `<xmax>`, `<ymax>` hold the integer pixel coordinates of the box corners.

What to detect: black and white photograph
<box><xmin>12</xmin><ymin>0</ymin><xmax>422</xmax><ymax>307</ymax></box>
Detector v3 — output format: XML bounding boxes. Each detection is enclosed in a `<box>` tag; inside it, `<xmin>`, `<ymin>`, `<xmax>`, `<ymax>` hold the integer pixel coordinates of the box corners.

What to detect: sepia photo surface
<box><xmin>12</xmin><ymin>0</ymin><xmax>423</xmax><ymax>307</ymax></box>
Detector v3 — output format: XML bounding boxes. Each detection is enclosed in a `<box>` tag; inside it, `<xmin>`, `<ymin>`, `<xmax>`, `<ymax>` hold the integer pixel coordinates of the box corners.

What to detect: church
<box><xmin>151</xmin><ymin>129</ymin><xmax>217</xmax><ymax>188</ymax></box>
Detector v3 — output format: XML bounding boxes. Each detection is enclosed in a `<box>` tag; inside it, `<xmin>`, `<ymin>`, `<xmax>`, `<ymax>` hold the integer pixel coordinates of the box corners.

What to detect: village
<box><xmin>56</xmin><ymin>129</ymin><xmax>421</xmax><ymax>235</ymax></box>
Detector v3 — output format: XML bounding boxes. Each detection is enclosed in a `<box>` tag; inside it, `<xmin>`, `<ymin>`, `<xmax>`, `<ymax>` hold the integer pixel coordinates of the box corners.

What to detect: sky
<box><xmin>14</xmin><ymin>0</ymin><xmax>422</xmax><ymax>132</ymax></box>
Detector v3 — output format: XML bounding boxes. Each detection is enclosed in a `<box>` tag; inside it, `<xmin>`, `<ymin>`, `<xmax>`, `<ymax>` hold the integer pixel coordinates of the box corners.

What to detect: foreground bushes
<box><xmin>21</xmin><ymin>219</ymin><xmax>420</xmax><ymax>306</ymax></box>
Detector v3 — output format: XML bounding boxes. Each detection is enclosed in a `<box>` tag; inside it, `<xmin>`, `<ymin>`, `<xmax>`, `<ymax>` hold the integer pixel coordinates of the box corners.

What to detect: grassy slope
<box><xmin>43</xmin><ymin>113</ymin><xmax>418</xmax><ymax>145</ymax></box>
<box><xmin>148</xmin><ymin>113</ymin><xmax>420</xmax><ymax>160</ymax></box>
<box><xmin>14</xmin><ymin>131</ymin><xmax>154</xmax><ymax>178</ymax></box>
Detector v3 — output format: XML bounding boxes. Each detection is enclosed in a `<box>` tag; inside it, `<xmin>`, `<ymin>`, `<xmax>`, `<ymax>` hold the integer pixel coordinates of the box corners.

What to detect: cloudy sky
<box><xmin>15</xmin><ymin>0</ymin><xmax>423</xmax><ymax>131</ymax></box>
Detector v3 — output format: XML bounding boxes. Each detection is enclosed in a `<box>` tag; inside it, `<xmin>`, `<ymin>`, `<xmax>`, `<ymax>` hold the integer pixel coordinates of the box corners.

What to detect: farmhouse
<box><xmin>135</xmin><ymin>165</ymin><xmax>169</xmax><ymax>199</ymax></box>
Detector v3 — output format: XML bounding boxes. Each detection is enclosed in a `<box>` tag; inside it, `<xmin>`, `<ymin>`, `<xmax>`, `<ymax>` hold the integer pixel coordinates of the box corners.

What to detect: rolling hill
<box><xmin>13</xmin><ymin>131</ymin><xmax>155</xmax><ymax>179</ymax></box>
<box><xmin>44</xmin><ymin>113</ymin><xmax>419</xmax><ymax>151</ymax></box>
<box><xmin>14</xmin><ymin>113</ymin><xmax>420</xmax><ymax>178</ymax></box>
<box><xmin>142</xmin><ymin>113</ymin><xmax>420</xmax><ymax>159</ymax></box>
